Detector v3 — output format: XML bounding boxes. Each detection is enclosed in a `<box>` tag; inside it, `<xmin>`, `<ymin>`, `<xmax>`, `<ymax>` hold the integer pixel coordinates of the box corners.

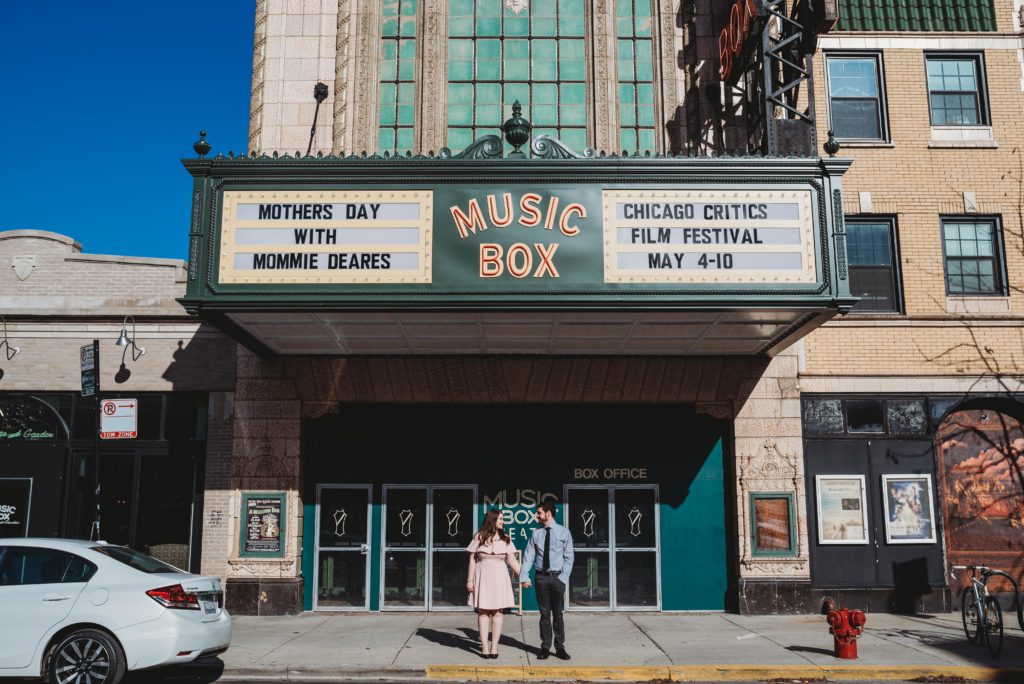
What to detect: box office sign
<box><xmin>213</xmin><ymin>186</ymin><xmax>819</xmax><ymax>289</ymax></box>
<box><xmin>0</xmin><ymin>479</ymin><xmax>31</xmax><ymax>538</ymax></box>
<box><xmin>239</xmin><ymin>492</ymin><xmax>287</xmax><ymax>558</ymax></box>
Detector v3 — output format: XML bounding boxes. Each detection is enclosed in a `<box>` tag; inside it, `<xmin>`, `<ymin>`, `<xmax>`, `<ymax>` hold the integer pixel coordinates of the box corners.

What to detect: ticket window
<box><xmin>315</xmin><ymin>486</ymin><xmax>371</xmax><ymax>610</ymax></box>
<box><xmin>566</xmin><ymin>486</ymin><xmax>660</xmax><ymax>610</ymax></box>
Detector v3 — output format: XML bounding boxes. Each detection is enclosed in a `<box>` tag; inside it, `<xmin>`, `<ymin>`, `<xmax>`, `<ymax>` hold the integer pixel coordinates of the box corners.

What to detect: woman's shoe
<box><xmin>489</xmin><ymin>653</ymin><xmax>498</xmax><ymax>659</ymax></box>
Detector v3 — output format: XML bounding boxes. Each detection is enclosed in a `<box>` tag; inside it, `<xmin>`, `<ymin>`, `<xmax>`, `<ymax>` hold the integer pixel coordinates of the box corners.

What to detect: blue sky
<box><xmin>0</xmin><ymin>1</ymin><xmax>256</xmax><ymax>260</ymax></box>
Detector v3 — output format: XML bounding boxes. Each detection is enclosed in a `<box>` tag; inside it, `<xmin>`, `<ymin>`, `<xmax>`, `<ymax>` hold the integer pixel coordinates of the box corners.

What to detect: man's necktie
<box><xmin>542</xmin><ymin>527</ymin><xmax>551</xmax><ymax>571</ymax></box>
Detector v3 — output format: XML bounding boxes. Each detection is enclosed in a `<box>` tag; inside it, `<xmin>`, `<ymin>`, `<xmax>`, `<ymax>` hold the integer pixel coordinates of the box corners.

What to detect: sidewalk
<box><xmin>215</xmin><ymin>611</ymin><xmax>1024</xmax><ymax>682</ymax></box>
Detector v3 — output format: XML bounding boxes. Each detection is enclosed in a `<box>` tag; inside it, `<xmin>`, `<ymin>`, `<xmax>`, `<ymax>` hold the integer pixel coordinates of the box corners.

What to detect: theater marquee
<box><xmin>180</xmin><ymin>150</ymin><xmax>853</xmax><ymax>356</ymax></box>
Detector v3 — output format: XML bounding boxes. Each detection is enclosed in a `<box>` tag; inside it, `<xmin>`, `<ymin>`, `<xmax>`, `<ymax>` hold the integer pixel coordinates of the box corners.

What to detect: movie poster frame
<box><xmin>814</xmin><ymin>474</ymin><xmax>869</xmax><ymax>545</ymax></box>
<box><xmin>881</xmin><ymin>473</ymin><xmax>937</xmax><ymax>544</ymax></box>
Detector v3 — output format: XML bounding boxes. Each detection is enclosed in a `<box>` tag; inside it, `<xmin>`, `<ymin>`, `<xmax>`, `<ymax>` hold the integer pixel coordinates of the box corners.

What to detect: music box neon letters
<box><xmin>448</xmin><ymin>192</ymin><xmax>586</xmax><ymax>279</ymax></box>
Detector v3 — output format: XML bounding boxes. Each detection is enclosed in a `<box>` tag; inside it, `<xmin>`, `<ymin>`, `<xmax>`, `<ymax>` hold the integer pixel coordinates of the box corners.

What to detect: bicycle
<box><xmin>950</xmin><ymin>564</ymin><xmax>1024</xmax><ymax>657</ymax></box>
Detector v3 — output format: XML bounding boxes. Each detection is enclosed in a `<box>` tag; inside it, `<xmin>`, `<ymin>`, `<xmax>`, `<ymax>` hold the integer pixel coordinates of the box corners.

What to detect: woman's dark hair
<box><xmin>476</xmin><ymin>509</ymin><xmax>510</xmax><ymax>544</ymax></box>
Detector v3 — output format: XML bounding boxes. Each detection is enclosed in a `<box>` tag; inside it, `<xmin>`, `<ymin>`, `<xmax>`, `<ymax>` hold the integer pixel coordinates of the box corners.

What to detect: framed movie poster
<box><xmin>239</xmin><ymin>492</ymin><xmax>287</xmax><ymax>558</ymax></box>
<box><xmin>882</xmin><ymin>474</ymin><xmax>937</xmax><ymax>544</ymax></box>
<box><xmin>0</xmin><ymin>478</ymin><xmax>31</xmax><ymax>538</ymax></box>
<box><xmin>815</xmin><ymin>475</ymin><xmax>869</xmax><ymax>545</ymax></box>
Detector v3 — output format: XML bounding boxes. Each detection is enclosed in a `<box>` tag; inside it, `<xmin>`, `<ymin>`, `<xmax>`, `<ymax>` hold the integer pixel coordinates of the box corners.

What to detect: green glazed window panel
<box><xmin>397</xmin><ymin>104</ymin><xmax>415</xmax><ymax>126</ymax></box>
<box><xmin>396</xmin><ymin>127</ymin><xmax>414</xmax><ymax>152</ymax></box>
<box><xmin>477</xmin><ymin>16</ymin><xmax>501</xmax><ymax>36</ymax></box>
<box><xmin>380</xmin><ymin>83</ymin><xmax>397</xmax><ymax>104</ymax></box>
<box><xmin>534</xmin><ymin>83</ymin><xmax>558</xmax><ymax>104</ymax></box>
<box><xmin>638</xmin><ymin>105</ymin><xmax>655</xmax><ymax>127</ymax></box>
<box><xmin>560</xmin><ymin>127</ymin><xmax>588</xmax><ymax>151</ymax></box>
<box><xmin>383</xmin><ymin>0</ymin><xmax>399</xmax><ymax>15</ymax></box>
<box><xmin>446</xmin><ymin>127</ymin><xmax>473</xmax><ymax>150</ymax></box>
<box><xmin>534</xmin><ymin>104</ymin><xmax>558</xmax><ymax>126</ymax></box>
<box><xmin>476</xmin><ymin>103</ymin><xmax>502</xmax><ymax>123</ymax></box>
<box><xmin>838</xmin><ymin>0</ymin><xmax>995</xmax><ymax>31</ymax></box>
<box><xmin>560</xmin><ymin>103</ymin><xmax>587</xmax><ymax>126</ymax></box>
<box><xmin>399</xmin><ymin>39</ymin><xmax>417</xmax><ymax>60</ymax></box>
<box><xmin>448</xmin><ymin>104</ymin><xmax>474</xmax><ymax>126</ymax></box>
<box><xmin>478</xmin><ymin>39</ymin><xmax>501</xmax><ymax>59</ymax></box>
<box><xmin>637</xmin><ymin>83</ymin><xmax>655</xmax><ymax>105</ymax></box>
<box><xmin>446</xmin><ymin>0</ymin><xmax>588</xmax><ymax>151</ymax></box>
<box><xmin>400</xmin><ymin>15</ymin><xmax>416</xmax><ymax>36</ymax></box>
<box><xmin>620</xmin><ymin>129</ymin><xmax>638</xmax><ymax>152</ymax></box>
<box><xmin>534</xmin><ymin>58</ymin><xmax>558</xmax><ymax>81</ymax></box>
<box><xmin>504</xmin><ymin>83</ymin><xmax>530</xmax><ymax>106</ymax></box>
<box><xmin>398</xmin><ymin>83</ymin><xmax>415</xmax><ymax>104</ymax></box>
<box><xmin>379</xmin><ymin>103</ymin><xmax>396</xmax><ymax>126</ymax></box>
<box><xmin>638</xmin><ymin>128</ymin><xmax>656</xmax><ymax>152</ymax></box>
<box><xmin>532</xmin><ymin>13</ymin><xmax>558</xmax><ymax>36</ymax></box>
<box><xmin>448</xmin><ymin>82</ymin><xmax>473</xmax><ymax>102</ymax></box>
<box><xmin>477</xmin><ymin>82</ymin><xmax>501</xmax><ymax>103</ymax></box>
<box><xmin>379</xmin><ymin>59</ymin><xmax>398</xmax><ymax>81</ymax></box>
<box><xmin>559</xmin><ymin>60</ymin><xmax>585</xmax><ymax>81</ymax></box>
<box><xmin>398</xmin><ymin>59</ymin><xmax>415</xmax><ymax>80</ymax></box>
<box><xmin>450</xmin><ymin>16</ymin><xmax>473</xmax><ymax>35</ymax></box>
<box><xmin>505</xmin><ymin>16</ymin><xmax>530</xmax><ymax>36</ymax></box>
<box><xmin>382</xmin><ymin>15</ymin><xmax>399</xmax><ymax>36</ymax></box>
<box><xmin>378</xmin><ymin>127</ymin><xmax>396</xmax><ymax>151</ymax></box>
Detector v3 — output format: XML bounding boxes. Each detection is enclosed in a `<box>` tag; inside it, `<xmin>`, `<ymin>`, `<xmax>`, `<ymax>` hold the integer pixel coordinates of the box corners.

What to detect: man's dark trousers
<box><xmin>535</xmin><ymin>573</ymin><xmax>565</xmax><ymax>651</ymax></box>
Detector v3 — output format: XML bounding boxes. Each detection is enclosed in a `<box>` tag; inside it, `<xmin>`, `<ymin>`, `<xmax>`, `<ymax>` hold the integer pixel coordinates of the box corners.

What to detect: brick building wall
<box><xmin>804</xmin><ymin>7</ymin><xmax>1024</xmax><ymax>380</ymax></box>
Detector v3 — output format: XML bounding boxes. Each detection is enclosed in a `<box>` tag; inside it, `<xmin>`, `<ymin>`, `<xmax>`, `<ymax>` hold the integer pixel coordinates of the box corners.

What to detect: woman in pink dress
<box><xmin>466</xmin><ymin>509</ymin><xmax>520</xmax><ymax>658</ymax></box>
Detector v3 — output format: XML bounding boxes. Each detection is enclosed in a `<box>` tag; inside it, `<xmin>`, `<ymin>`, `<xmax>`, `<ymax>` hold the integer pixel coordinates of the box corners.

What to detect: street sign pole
<box><xmin>81</xmin><ymin>340</ymin><xmax>101</xmax><ymax>540</ymax></box>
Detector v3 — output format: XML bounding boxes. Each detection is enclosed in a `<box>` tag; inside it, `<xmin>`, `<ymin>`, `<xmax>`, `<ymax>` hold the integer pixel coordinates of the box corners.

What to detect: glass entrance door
<box><xmin>566</xmin><ymin>486</ymin><xmax>660</xmax><ymax>610</ymax></box>
<box><xmin>315</xmin><ymin>485</ymin><xmax>371</xmax><ymax>610</ymax></box>
<box><xmin>382</xmin><ymin>485</ymin><xmax>476</xmax><ymax>610</ymax></box>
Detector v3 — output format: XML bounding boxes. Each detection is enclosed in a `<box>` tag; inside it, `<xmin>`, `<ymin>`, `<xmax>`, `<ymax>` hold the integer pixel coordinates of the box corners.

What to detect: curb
<box><xmin>425</xmin><ymin>664</ymin><xmax>1024</xmax><ymax>682</ymax></box>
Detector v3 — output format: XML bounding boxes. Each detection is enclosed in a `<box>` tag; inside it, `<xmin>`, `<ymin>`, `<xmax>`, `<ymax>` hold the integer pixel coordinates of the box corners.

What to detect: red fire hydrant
<box><xmin>826</xmin><ymin>607</ymin><xmax>867</xmax><ymax>659</ymax></box>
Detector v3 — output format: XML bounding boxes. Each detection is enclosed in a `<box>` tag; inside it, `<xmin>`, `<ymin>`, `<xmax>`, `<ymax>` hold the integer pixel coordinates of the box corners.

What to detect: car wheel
<box><xmin>48</xmin><ymin>628</ymin><xmax>126</xmax><ymax>684</ymax></box>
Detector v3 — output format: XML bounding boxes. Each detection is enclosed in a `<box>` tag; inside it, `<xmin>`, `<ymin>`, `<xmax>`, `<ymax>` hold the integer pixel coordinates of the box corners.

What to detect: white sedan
<box><xmin>0</xmin><ymin>538</ymin><xmax>230</xmax><ymax>684</ymax></box>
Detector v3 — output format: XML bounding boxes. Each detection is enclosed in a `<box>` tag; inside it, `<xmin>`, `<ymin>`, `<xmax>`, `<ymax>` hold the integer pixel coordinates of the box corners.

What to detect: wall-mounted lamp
<box><xmin>115</xmin><ymin>315</ymin><xmax>146</xmax><ymax>360</ymax></box>
<box><xmin>0</xmin><ymin>317</ymin><xmax>19</xmax><ymax>361</ymax></box>
<box><xmin>0</xmin><ymin>317</ymin><xmax>19</xmax><ymax>382</ymax></box>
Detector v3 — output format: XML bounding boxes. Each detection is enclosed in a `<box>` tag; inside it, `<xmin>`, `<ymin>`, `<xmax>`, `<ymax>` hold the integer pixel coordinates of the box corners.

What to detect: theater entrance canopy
<box><xmin>180</xmin><ymin>137</ymin><xmax>853</xmax><ymax>357</ymax></box>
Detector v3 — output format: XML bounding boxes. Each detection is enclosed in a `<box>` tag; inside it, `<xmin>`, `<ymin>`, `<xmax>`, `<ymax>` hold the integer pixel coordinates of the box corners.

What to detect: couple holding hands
<box><xmin>465</xmin><ymin>502</ymin><xmax>574</xmax><ymax>660</ymax></box>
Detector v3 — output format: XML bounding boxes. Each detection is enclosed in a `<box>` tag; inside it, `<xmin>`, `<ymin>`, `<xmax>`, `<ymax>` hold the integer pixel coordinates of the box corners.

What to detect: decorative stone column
<box><xmin>223</xmin><ymin>348</ymin><xmax>304</xmax><ymax>616</ymax></box>
<box><xmin>732</xmin><ymin>346</ymin><xmax>813</xmax><ymax>614</ymax></box>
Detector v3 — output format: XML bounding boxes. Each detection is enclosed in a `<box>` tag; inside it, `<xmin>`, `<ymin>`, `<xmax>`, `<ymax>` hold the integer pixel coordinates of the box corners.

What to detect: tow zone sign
<box><xmin>100</xmin><ymin>399</ymin><xmax>138</xmax><ymax>439</ymax></box>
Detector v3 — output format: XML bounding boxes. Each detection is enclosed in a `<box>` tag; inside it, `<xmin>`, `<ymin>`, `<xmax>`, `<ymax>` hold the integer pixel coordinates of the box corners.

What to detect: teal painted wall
<box><xmin>301</xmin><ymin>405</ymin><xmax>729</xmax><ymax>611</ymax></box>
<box><xmin>660</xmin><ymin>437</ymin><xmax>726</xmax><ymax>610</ymax></box>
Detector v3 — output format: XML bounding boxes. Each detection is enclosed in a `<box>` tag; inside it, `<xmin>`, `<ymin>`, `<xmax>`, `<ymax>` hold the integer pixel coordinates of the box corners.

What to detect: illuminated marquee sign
<box><xmin>218</xmin><ymin>190</ymin><xmax>432</xmax><ymax>284</ymax></box>
<box><xmin>212</xmin><ymin>187</ymin><xmax>816</xmax><ymax>287</ymax></box>
<box><xmin>602</xmin><ymin>189</ymin><xmax>816</xmax><ymax>284</ymax></box>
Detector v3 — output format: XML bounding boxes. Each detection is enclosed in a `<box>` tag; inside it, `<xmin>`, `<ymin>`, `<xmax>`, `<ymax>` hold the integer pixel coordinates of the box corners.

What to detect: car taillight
<box><xmin>146</xmin><ymin>584</ymin><xmax>200</xmax><ymax>610</ymax></box>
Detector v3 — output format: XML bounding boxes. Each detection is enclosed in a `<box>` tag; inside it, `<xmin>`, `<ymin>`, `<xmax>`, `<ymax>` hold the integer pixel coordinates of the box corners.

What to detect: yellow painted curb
<box><xmin>427</xmin><ymin>663</ymin><xmax>1024</xmax><ymax>682</ymax></box>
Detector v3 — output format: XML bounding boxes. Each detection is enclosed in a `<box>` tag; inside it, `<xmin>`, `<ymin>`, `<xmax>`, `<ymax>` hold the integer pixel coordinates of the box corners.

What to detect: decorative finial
<box><xmin>502</xmin><ymin>100</ymin><xmax>532</xmax><ymax>158</ymax></box>
<box><xmin>194</xmin><ymin>130</ymin><xmax>211</xmax><ymax>158</ymax></box>
<box><xmin>823</xmin><ymin>129</ymin><xmax>840</xmax><ymax>158</ymax></box>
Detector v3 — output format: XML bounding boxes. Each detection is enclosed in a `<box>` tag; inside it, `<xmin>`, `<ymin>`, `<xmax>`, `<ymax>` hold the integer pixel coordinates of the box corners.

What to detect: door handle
<box><xmin>42</xmin><ymin>594</ymin><xmax>72</xmax><ymax>602</ymax></box>
<box><xmin>359</xmin><ymin>544</ymin><xmax>369</xmax><ymax>555</ymax></box>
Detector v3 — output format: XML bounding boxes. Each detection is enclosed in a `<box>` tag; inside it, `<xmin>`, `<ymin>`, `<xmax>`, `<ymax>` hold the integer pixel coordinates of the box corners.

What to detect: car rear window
<box><xmin>91</xmin><ymin>545</ymin><xmax>181</xmax><ymax>573</ymax></box>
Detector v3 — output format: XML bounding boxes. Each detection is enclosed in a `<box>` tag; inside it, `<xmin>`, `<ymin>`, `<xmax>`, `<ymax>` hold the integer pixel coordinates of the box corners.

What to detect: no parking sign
<box><xmin>99</xmin><ymin>399</ymin><xmax>138</xmax><ymax>439</ymax></box>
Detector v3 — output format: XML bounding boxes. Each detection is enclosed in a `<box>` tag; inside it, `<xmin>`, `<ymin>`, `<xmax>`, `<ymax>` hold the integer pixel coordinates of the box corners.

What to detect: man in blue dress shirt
<box><xmin>520</xmin><ymin>500</ymin><xmax>574</xmax><ymax>660</ymax></box>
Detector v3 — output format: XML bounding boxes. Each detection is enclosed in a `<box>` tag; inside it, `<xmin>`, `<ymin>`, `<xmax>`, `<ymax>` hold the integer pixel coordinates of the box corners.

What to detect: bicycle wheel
<box><xmin>962</xmin><ymin>588</ymin><xmax>981</xmax><ymax>645</ymax></box>
<box><xmin>983</xmin><ymin>595</ymin><xmax>1003</xmax><ymax>657</ymax></box>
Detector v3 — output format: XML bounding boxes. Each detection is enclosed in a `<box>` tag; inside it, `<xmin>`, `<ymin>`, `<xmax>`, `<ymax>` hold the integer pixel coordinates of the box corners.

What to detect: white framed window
<box><xmin>825</xmin><ymin>53</ymin><xmax>888</xmax><ymax>141</ymax></box>
<box><xmin>926</xmin><ymin>53</ymin><xmax>988</xmax><ymax>126</ymax></box>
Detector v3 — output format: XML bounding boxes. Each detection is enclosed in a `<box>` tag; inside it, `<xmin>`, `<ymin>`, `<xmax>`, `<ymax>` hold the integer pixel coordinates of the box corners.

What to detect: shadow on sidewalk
<box><xmin>416</xmin><ymin>627</ymin><xmax>538</xmax><ymax>656</ymax></box>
